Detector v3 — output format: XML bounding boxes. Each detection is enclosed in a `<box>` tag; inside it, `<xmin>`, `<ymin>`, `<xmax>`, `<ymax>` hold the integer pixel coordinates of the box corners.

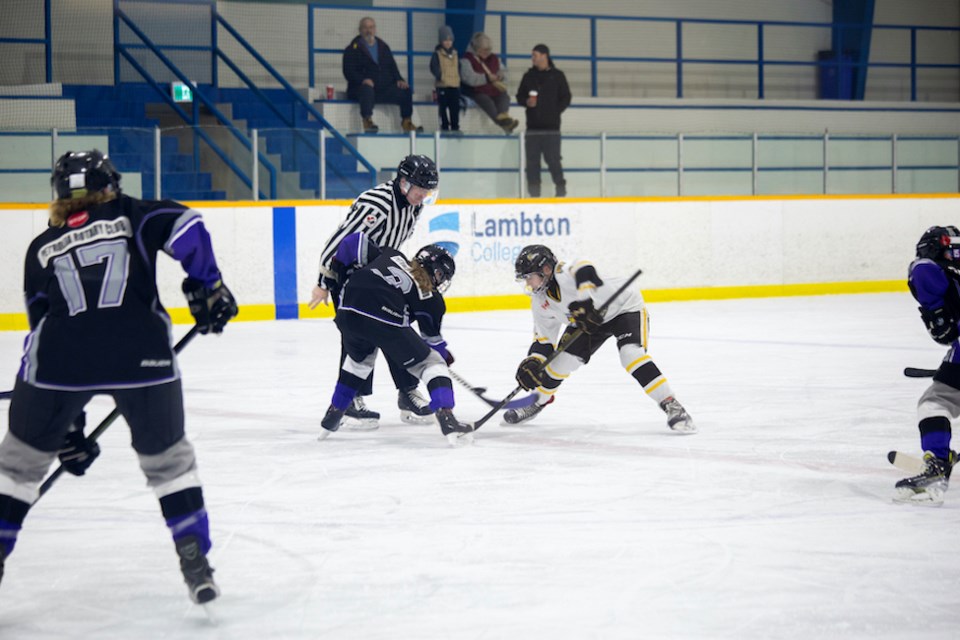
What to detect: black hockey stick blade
<box><xmin>0</xmin><ymin>390</ymin><xmax>11</xmax><ymax>400</ymax></box>
<box><xmin>448</xmin><ymin>369</ymin><xmax>538</xmax><ymax>410</ymax></box>
<box><xmin>903</xmin><ymin>367</ymin><xmax>937</xmax><ymax>378</ymax></box>
<box><xmin>35</xmin><ymin>325</ymin><xmax>200</xmax><ymax>503</ymax></box>
<box><xmin>471</xmin><ymin>267</ymin><xmax>644</xmax><ymax>432</ymax></box>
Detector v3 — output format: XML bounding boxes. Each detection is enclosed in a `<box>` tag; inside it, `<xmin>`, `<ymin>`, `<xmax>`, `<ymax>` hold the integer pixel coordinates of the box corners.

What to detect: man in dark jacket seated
<box><xmin>342</xmin><ymin>17</ymin><xmax>423</xmax><ymax>134</ymax></box>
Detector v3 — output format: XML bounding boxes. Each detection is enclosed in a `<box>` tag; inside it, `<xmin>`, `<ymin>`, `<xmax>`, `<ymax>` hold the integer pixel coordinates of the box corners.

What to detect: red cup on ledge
<box><xmin>326</xmin><ymin>85</ymin><xmax>334</xmax><ymax>100</ymax></box>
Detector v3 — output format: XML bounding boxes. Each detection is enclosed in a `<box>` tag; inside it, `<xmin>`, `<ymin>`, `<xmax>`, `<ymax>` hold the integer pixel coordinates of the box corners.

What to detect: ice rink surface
<box><xmin>1</xmin><ymin>292</ymin><xmax>959</xmax><ymax>639</ymax></box>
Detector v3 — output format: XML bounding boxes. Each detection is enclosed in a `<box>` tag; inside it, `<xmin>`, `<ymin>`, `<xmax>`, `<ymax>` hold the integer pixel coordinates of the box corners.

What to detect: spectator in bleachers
<box><xmin>430</xmin><ymin>25</ymin><xmax>461</xmax><ymax>135</ymax></box>
<box><xmin>460</xmin><ymin>32</ymin><xmax>519</xmax><ymax>134</ymax></box>
<box><xmin>517</xmin><ymin>43</ymin><xmax>571</xmax><ymax>198</ymax></box>
<box><xmin>342</xmin><ymin>16</ymin><xmax>422</xmax><ymax>134</ymax></box>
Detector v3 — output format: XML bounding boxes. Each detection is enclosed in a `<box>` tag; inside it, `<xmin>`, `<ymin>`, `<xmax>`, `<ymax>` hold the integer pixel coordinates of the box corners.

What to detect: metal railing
<box><xmin>308</xmin><ymin>4</ymin><xmax>960</xmax><ymax>101</ymax></box>
<box><xmin>116</xmin><ymin>3</ymin><xmax>277</xmax><ymax>199</ymax></box>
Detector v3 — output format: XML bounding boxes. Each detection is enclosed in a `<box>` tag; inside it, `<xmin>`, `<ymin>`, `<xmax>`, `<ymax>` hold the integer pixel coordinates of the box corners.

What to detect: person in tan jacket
<box><xmin>429</xmin><ymin>25</ymin><xmax>462</xmax><ymax>134</ymax></box>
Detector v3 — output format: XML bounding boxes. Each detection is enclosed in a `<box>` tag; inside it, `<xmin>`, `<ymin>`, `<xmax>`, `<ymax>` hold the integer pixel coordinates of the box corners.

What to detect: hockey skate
<box><xmin>175</xmin><ymin>535</ymin><xmax>219</xmax><ymax>605</ymax></box>
<box><xmin>436</xmin><ymin>408</ymin><xmax>474</xmax><ymax>446</ymax></box>
<box><xmin>343</xmin><ymin>396</ymin><xmax>379</xmax><ymax>430</ymax></box>
<box><xmin>503</xmin><ymin>396</ymin><xmax>553</xmax><ymax>425</ymax></box>
<box><xmin>398</xmin><ymin>389</ymin><xmax>434</xmax><ymax>424</ymax></box>
<box><xmin>318</xmin><ymin>404</ymin><xmax>344</xmax><ymax>440</ymax></box>
<box><xmin>894</xmin><ymin>451</ymin><xmax>955</xmax><ymax>506</ymax></box>
<box><xmin>660</xmin><ymin>397</ymin><xmax>697</xmax><ymax>434</ymax></box>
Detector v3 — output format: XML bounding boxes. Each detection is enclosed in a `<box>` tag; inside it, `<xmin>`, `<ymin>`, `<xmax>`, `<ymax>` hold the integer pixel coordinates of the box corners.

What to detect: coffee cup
<box><xmin>529</xmin><ymin>90</ymin><xmax>538</xmax><ymax>106</ymax></box>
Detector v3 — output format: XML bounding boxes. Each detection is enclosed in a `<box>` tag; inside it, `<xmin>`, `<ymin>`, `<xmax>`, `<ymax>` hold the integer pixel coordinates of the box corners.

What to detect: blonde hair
<box><xmin>409</xmin><ymin>260</ymin><xmax>434</xmax><ymax>292</ymax></box>
<box><xmin>48</xmin><ymin>190</ymin><xmax>117</xmax><ymax>228</ymax></box>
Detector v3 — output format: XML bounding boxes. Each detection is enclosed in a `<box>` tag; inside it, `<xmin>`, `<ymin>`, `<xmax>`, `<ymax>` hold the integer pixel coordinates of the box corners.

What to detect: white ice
<box><xmin>1</xmin><ymin>292</ymin><xmax>958</xmax><ymax>639</ymax></box>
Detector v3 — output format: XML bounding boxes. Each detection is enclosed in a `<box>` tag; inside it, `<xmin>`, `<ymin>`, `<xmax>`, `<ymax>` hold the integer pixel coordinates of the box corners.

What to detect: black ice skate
<box><xmin>660</xmin><ymin>397</ymin><xmax>697</xmax><ymax>433</ymax></box>
<box><xmin>894</xmin><ymin>451</ymin><xmax>956</xmax><ymax>506</ymax></box>
<box><xmin>435</xmin><ymin>408</ymin><xmax>474</xmax><ymax>446</ymax></box>
<box><xmin>0</xmin><ymin>547</ymin><xmax>5</xmax><ymax>586</ymax></box>
<box><xmin>175</xmin><ymin>535</ymin><xmax>219</xmax><ymax>605</ymax></box>
<box><xmin>344</xmin><ymin>396</ymin><xmax>379</xmax><ymax>430</ymax></box>
<box><xmin>398</xmin><ymin>388</ymin><xmax>434</xmax><ymax>424</ymax></box>
<box><xmin>503</xmin><ymin>396</ymin><xmax>554</xmax><ymax>425</ymax></box>
<box><xmin>318</xmin><ymin>404</ymin><xmax>345</xmax><ymax>440</ymax></box>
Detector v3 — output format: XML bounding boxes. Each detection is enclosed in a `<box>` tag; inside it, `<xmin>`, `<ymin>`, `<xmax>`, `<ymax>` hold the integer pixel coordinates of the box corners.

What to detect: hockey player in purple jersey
<box><xmin>896</xmin><ymin>226</ymin><xmax>960</xmax><ymax>505</ymax></box>
<box><xmin>507</xmin><ymin>244</ymin><xmax>696</xmax><ymax>433</ymax></box>
<box><xmin>0</xmin><ymin>150</ymin><xmax>237</xmax><ymax>603</ymax></box>
<box><xmin>317</xmin><ymin>232</ymin><xmax>473</xmax><ymax>445</ymax></box>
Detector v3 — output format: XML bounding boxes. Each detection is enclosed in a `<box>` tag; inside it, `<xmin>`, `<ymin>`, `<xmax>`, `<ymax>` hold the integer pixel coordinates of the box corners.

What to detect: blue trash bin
<box><xmin>817</xmin><ymin>50</ymin><xmax>855</xmax><ymax>99</ymax></box>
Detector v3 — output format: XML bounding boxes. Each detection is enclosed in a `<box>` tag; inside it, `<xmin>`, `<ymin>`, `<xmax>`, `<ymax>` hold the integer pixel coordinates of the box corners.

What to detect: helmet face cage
<box><xmin>52</xmin><ymin>150</ymin><xmax>121</xmax><ymax>200</ymax></box>
<box><xmin>397</xmin><ymin>154</ymin><xmax>439</xmax><ymax>191</ymax></box>
<box><xmin>917</xmin><ymin>225</ymin><xmax>960</xmax><ymax>262</ymax></box>
<box><xmin>415</xmin><ymin>244</ymin><xmax>456</xmax><ymax>293</ymax></box>
<box><xmin>514</xmin><ymin>244</ymin><xmax>557</xmax><ymax>293</ymax></box>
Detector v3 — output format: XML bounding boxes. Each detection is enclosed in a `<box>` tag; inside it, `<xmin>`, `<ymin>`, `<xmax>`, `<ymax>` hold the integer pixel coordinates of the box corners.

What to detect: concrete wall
<box><xmin>2</xmin><ymin>194</ymin><xmax>958</xmax><ymax>330</ymax></box>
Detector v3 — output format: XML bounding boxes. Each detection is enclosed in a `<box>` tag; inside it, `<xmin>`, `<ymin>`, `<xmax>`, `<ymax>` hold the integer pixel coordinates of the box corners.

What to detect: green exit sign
<box><xmin>171</xmin><ymin>81</ymin><xmax>193</xmax><ymax>103</ymax></box>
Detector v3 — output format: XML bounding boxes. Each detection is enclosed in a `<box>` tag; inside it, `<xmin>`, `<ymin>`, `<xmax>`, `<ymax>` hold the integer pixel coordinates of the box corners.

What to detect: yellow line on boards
<box><xmin>0</xmin><ymin>282</ymin><xmax>911</xmax><ymax>331</ymax></box>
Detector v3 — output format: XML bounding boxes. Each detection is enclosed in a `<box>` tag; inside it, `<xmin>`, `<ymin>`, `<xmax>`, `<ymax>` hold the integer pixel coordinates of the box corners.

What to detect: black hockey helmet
<box><xmin>415</xmin><ymin>244</ymin><xmax>456</xmax><ymax>293</ymax></box>
<box><xmin>397</xmin><ymin>154</ymin><xmax>439</xmax><ymax>190</ymax></box>
<box><xmin>51</xmin><ymin>149</ymin><xmax>121</xmax><ymax>200</ymax></box>
<box><xmin>916</xmin><ymin>226</ymin><xmax>960</xmax><ymax>262</ymax></box>
<box><xmin>515</xmin><ymin>244</ymin><xmax>557</xmax><ymax>292</ymax></box>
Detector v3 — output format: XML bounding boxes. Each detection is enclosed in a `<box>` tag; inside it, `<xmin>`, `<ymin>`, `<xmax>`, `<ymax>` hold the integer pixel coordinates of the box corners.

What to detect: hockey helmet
<box><xmin>415</xmin><ymin>244</ymin><xmax>456</xmax><ymax>293</ymax></box>
<box><xmin>916</xmin><ymin>225</ymin><xmax>960</xmax><ymax>262</ymax></box>
<box><xmin>397</xmin><ymin>154</ymin><xmax>439</xmax><ymax>190</ymax></box>
<box><xmin>51</xmin><ymin>150</ymin><xmax>121</xmax><ymax>200</ymax></box>
<box><xmin>514</xmin><ymin>244</ymin><xmax>557</xmax><ymax>292</ymax></box>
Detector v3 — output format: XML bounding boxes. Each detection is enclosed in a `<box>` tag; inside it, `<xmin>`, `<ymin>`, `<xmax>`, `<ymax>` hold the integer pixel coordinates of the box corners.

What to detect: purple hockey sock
<box><xmin>166</xmin><ymin>509</ymin><xmax>211</xmax><ymax>554</ymax></box>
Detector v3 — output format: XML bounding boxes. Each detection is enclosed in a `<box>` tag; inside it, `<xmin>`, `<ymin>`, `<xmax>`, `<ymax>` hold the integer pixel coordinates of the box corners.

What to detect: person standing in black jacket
<box><xmin>516</xmin><ymin>44</ymin><xmax>572</xmax><ymax>198</ymax></box>
<box><xmin>342</xmin><ymin>16</ymin><xmax>423</xmax><ymax>134</ymax></box>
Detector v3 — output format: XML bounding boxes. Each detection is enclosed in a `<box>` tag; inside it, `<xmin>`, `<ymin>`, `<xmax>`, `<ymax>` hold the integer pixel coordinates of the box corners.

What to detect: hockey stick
<box><xmin>471</xmin><ymin>268</ymin><xmax>644</xmax><ymax>432</ymax></box>
<box><xmin>0</xmin><ymin>390</ymin><xmax>10</xmax><ymax>400</ymax></box>
<box><xmin>448</xmin><ymin>369</ymin><xmax>539</xmax><ymax>410</ymax></box>
<box><xmin>35</xmin><ymin>325</ymin><xmax>200</xmax><ymax>503</ymax></box>
<box><xmin>904</xmin><ymin>367</ymin><xmax>937</xmax><ymax>378</ymax></box>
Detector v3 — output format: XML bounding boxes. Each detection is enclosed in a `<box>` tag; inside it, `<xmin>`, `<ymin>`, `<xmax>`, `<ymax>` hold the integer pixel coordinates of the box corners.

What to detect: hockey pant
<box><xmin>334</xmin><ymin>312</ymin><xmax>454</xmax><ymax>411</ymax></box>
<box><xmin>0</xmin><ymin>379</ymin><xmax>211</xmax><ymax>557</ymax></box>
<box><xmin>529</xmin><ymin>311</ymin><xmax>676</xmax><ymax>405</ymax></box>
<box><xmin>914</xmin><ymin>362</ymin><xmax>960</xmax><ymax>458</ymax></box>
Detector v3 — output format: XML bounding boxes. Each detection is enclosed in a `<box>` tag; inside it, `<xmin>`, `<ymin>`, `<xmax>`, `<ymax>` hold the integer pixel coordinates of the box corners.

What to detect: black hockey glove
<box><xmin>182</xmin><ymin>278</ymin><xmax>239</xmax><ymax>335</ymax></box>
<box><xmin>568</xmin><ymin>299</ymin><xmax>604</xmax><ymax>334</ymax></box>
<box><xmin>921</xmin><ymin>306</ymin><xmax>959</xmax><ymax>345</ymax></box>
<box><xmin>516</xmin><ymin>356</ymin><xmax>546</xmax><ymax>391</ymax></box>
<box><xmin>58</xmin><ymin>413</ymin><xmax>100</xmax><ymax>477</ymax></box>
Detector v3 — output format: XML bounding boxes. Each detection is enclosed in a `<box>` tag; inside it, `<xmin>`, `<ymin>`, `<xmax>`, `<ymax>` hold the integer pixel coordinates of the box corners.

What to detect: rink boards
<box><xmin>1</xmin><ymin>193</ymin><xmax>958</xmax><ymax>330</ymax></box>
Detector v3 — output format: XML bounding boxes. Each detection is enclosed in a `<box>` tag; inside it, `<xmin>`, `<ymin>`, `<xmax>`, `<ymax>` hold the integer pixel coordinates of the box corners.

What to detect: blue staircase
<box><xmin>62</xmin><ymin>83</ymin><xmax>367</xmax><ymax>201</ymax></box>
<box><xmin>217</xmin><ymin>87</ymin><xmax>369</xmax><ymax>199</ymax></box>
<box><xmin>64</xmin><ymin>84</ymin><xmax>223</xmax><ymax>201</ymax></box>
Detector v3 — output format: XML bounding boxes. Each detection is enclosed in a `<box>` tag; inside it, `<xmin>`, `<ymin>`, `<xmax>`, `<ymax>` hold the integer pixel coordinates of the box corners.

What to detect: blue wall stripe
<box><xmin>272</xmin><ymin>206</ymin><xmax>298</xmax><ymax>320</ymax></box>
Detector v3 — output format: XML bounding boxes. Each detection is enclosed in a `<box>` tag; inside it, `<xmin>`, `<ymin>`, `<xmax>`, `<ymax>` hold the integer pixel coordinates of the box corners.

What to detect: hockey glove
<box><xmin>516</xmin><ymin>356</ymin><xmax>546</xmax><ymax>391</ymax></box>
<box><xmin>183</xmin><ymin>278</ymin><xmax>239</xmax><ymax>335</ymax></box>
<box><xmin>58</xmin><ymin>413</ymin><xmax>100</xmax><ymax>477</ymax></box>
<box><xmin>921</xmin><ymin>306</ymin><xmax>959</xmax><ymax>345</ymax></box>
<box><xmin>568</xmin><ymin>299</ymin><xmax>604</xmax><ymax>334</ymax></box>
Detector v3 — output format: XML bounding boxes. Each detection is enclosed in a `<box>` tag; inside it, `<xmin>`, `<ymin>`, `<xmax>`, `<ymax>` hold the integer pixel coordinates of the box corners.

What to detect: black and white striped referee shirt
<box><xmin>317</xmin><ymin>180</ymin><xmax>422</xmax><ymax>281</ymax></box>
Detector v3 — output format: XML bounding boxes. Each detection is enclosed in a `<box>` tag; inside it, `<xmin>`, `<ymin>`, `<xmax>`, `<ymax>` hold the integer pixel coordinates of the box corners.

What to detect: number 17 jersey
<box><xmin>19</xmin><ymin>194</ymin><xmax>223</xmax><ymax>391</ymax></box>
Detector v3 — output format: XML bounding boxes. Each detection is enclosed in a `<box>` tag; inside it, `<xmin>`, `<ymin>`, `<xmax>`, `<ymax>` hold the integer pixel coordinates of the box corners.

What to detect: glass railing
<box><xmin>1</xmin><ymin>126</ymin><xmax>957</xmax><ymax>202</ymax></box>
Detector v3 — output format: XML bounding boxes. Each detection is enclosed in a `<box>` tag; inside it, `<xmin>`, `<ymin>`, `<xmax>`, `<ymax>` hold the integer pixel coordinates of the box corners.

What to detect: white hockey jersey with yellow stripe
<box><xmin>528</xmin><ymin>259</ymin><xmax>644</xmax><ymax>349</ymax></box>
